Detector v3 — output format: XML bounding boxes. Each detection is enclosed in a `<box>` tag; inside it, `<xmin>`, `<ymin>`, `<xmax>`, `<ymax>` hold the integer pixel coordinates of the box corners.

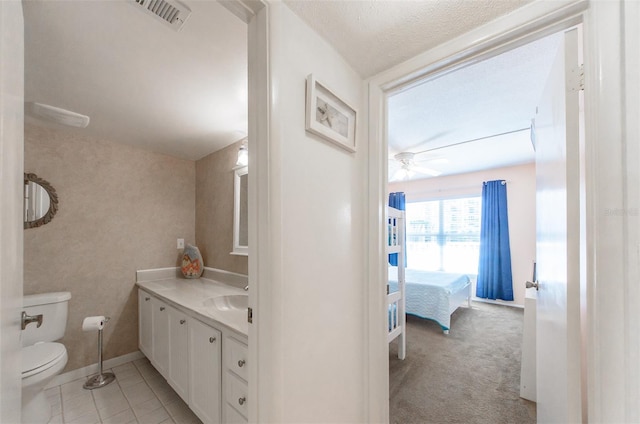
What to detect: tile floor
<box><xmin>45</xmin><ymin>357</ymin><xmax>202</xmax><ymax>424</ymax></box>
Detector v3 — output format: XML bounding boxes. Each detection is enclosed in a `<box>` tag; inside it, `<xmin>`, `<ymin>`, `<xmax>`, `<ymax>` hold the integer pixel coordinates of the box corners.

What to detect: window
<box><xmin>405</xmin><ymin>197</ymin><xmax>481</xmax><ymax>274</ymax></box>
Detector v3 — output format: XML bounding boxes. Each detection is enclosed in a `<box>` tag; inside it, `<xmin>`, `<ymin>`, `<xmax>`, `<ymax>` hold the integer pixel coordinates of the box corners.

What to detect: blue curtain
<box><xmin>476</xmin><ymin>180</ymin><xmax>514</xmax><ymax>301</ymax></box>
<box><xmin>388</xmin><ymin>192</ymin><xmax>406</xmax><ymax>266</ymax></box>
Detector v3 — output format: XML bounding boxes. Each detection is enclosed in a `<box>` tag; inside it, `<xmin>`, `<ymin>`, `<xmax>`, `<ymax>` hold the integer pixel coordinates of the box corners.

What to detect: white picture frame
<box><xmin>305</xmin><ymin>74</ymin><xmax>357</xmax><ymax>153</ymax></box>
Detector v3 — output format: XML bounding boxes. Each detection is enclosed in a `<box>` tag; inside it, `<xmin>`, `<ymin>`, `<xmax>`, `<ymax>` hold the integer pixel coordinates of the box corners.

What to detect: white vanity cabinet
<box><xmin>223</xmin><ymin>335</ymin><xmax>248</xmax><ymax>422</ymax></box>
<box><xmin>139</xmin><ymin>288</ymin><xmax>247</xmax><ymax>424</ymax></box>
<box><xmin>138</xmin><ymin>290</ymin><xmax>153</xmax><ymax>357</ymax></box>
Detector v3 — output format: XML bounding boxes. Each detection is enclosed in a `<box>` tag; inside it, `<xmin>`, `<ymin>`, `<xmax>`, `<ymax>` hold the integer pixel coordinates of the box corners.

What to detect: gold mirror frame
<box><xmin>24</xmin><ymin>173</ymin><xmax>58</xmax><ymax>229</ymax></box>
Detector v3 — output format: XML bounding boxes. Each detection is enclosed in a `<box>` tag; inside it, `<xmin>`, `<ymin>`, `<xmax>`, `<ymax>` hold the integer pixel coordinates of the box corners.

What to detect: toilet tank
<box><xmin>22</xmin><ymin>292</ymin><xmax>71</xmax><ymax>346</ymax></box>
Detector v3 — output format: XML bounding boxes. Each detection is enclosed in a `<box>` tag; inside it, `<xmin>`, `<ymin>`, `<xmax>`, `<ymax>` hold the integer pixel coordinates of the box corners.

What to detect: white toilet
<box><xmin>22</xmin><ymin>291</ymin><xmax>71</xmax><ymax>424</ymax></box>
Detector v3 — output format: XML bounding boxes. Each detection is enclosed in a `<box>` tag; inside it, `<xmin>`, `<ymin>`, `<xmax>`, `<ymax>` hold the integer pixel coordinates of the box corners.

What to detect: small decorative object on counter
<box><xmin>181</xmin><ymin>244</ymin><xmax>204</xmax><ymax>278</ymax></box>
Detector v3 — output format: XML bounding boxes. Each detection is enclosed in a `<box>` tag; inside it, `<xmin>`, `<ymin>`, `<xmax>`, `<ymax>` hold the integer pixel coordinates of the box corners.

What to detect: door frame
<box><xmin>366</xmin><ymin>0</ymin><xmax>633</xmax><ymax>421</ymax></box>
<box><xmin>0</xmin><ymin>0</ymin><xmax>24</xmax><ymax>422</ymax></box>
<box><xmin>218</xmin><ymin>1</ymin><xmax>268</xmax><ymax>423</ymax></box>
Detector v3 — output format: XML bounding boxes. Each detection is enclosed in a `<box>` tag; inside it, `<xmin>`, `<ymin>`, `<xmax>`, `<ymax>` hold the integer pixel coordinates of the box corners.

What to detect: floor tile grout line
<box><xmin>89</xmin><ymin>380</ymin><xmax>102</xmax><ymax>424</ymax></box>
<box><xmin>133</xmin><ymin>359</ymin><xmax>177</xmax><ymax>423</ymax></box>
<box><xmin>47</xmin><ymin>386</ymin><xmax>62</xmax><ymax>423</ymax></box>
<box><xmin>112</xmin><ymin>368</ymin><xmax>139</xmax><ymax>423</ymax></box>
<box><xmin>127</xmin><ymin>360</ymin><xmax>171</xmax><ymax>423</ymax></box>
<box><xmin>59</xmin><ymin>384</ymin><xmax>66</xmax><ymax>423</ymax></box>
<box><xmin>55</xmin><ymin>359</ymin><xmax>186</xmax><ymax>424</ymax></box>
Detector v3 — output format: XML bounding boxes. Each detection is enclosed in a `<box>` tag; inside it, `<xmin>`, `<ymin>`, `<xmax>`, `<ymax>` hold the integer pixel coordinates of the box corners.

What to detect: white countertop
<box><xmin>137</xmin><ymin>278</ymin><xmax>249</xmax><ymax>336</ymax></box>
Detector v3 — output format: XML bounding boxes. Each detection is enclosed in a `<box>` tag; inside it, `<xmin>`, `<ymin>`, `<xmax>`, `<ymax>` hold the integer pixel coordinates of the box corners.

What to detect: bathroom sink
<box><xmin>202</xmin><ymin>294</ymin><xmax>248</xmax><ymax>311</ymax></box>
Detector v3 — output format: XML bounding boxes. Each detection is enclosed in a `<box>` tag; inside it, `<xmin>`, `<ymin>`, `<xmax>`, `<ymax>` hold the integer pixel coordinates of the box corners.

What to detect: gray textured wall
<box><xmin>195</xmin><ymin>140</ymin><xmax>248</xmax><ymax>275</ymax></box>
<box><xmin>24</xmin><ymin>124</ymin><xmax>196</xmax><ymax>371</ymax></box>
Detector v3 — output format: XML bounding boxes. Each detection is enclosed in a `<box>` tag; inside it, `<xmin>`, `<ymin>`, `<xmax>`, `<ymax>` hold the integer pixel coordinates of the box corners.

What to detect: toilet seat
<box><xmin>22</xmin><ymin>342</ymin><xmax>66</xmax><ymax>378</ymax></box>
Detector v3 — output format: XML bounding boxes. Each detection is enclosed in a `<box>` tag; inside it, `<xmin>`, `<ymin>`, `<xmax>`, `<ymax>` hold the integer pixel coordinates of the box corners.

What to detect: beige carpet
<box><xmin>389</xmin><ymin>302</ymin><xmax>536</xmax><ymax>424</ymax></box>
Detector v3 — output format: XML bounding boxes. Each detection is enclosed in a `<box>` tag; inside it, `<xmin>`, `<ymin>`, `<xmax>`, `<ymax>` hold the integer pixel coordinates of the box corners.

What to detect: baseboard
<box><xmin>472</xmin><ymin>297</ymin><xmax>524</xmax><ymax>309</ymax></box>
<box><xmin>45</xmin><ymin>350</ymin><xmax>145</xmax><ymax>389</ymax></box>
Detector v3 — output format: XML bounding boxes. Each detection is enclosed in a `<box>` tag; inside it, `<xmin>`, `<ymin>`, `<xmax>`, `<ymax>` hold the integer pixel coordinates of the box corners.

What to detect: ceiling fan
<box><xmin>389</xmin><ymin>151</ymin><xmax>445</xmax><ymax>181</ymax></box>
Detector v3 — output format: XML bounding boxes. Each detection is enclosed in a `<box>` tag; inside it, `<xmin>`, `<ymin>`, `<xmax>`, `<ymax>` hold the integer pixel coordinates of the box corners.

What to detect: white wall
<box><xmin>258</xmin><ymin>3</ymin><xmax>366</xmax><ymax>422</ymax></box>
<box><xmin>389</xmin><ymin>163</ymin><xmax>536</xmax><ymax>307</ymax></box>
<box><xmin>586</xmin><ymin>1</ymin><xmax>640</xmax><ymax>421</ymax></box>
<box><xmin>0</xmin><ymin>1</ymin><xmax>24</xmax><ymax>421</ymax></box>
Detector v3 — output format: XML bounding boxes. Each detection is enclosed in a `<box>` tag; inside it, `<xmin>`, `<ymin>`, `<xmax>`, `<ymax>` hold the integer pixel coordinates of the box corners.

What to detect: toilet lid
<box><xmin>22</xmin><ymin>342</ymin><xmax>66</xmax><ymax>375</ymax></box>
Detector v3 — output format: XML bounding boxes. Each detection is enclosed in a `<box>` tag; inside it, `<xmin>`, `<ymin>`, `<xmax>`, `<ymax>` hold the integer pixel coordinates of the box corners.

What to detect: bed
<box><xmin>388</xmin><ymin>268</ymin><xmax>472</xmax><ymax>334</ymax></box>
<box><xmin>386</xmin><ymin>206</ymin><xmax>406</xmax><ymax>359</ymax></box>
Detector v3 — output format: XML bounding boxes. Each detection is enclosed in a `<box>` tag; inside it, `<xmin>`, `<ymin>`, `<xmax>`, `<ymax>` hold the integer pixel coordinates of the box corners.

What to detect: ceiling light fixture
<box><xmin>236</xmin><ymin>139</ymin><xmax>248</xmax><ymax>167</ymax></box>
<box><xmin>27</xmin><ymin>102</ymin><xmax>90</xmax><ymax>128</ymax></box>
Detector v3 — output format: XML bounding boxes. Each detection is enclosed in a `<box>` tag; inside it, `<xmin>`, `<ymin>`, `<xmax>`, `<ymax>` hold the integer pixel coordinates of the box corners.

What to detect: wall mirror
<box><xmin>24</xmin><ymin>173</ymin><xmax>58</xmax><ymax>229</ymax></box>
<box><xmin>232</xmin><ymin>166</ymin><xmax>248</xmax><ymax>255</ymax></box>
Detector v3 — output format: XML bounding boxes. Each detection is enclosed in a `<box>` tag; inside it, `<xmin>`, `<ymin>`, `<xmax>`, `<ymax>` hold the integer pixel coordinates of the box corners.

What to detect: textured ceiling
<box><xmin>284</xmin><ymin>0</ymin><xmax>534</xmax><ymax>78</ymax></box>
<box><xmin>388</xmin><ymin>32</ymin><xmax>562</xmax><ymax>154</ymax></box>
<box><xmin>387</xmin><ymin>32</ymin><xmax>562</xmax><ymax>180</ymax></box>
<box><xmin>283</xmin><ymin>0</ymin><xmax>557</xmax><ymax>181</ymax></box>
<box><xmin>24</xmin><ymin>0</ymin><xmax>247</xmax><ymax>161</ymax></box>
<box><xmin>23</xmin><ymin>0</ymin><xmax>542</xmax><ymax>165</ymax></box>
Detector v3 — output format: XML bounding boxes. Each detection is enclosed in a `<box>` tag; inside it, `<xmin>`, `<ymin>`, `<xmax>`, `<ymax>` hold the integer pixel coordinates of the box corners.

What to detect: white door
<box><xmin>0</xmin><ymin>1</ymin><xmax>24</xmax><ymax>422</ymax></box>
<box><xmin>535</xmin><ymin>27</ymin><xmax>584</xmax><ymax>423</ymax></box>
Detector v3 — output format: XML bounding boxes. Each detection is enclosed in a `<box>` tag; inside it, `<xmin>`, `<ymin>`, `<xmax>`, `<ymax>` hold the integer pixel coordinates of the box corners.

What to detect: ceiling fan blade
<box><xmin>404</xmin><ymin>130</ymin><xmax>454</xmax><ymax>152</ymax></box>
<box><xmin>413</xmin><ymin>155</ymin><xmax>448</xmax><ymax>164</ymax></box>
<box><xmin>390</xmin><ymin>168</ymin><xmax>410</xmax><ymax>182</ymax></box>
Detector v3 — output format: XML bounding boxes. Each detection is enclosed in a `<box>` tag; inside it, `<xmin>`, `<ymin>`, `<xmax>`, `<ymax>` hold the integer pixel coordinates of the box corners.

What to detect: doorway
<box><xmin>0</xmin><ymin>1</ymin><xmax>268</xmax><ymax>422</ymax></box>
<box><xmin>367</xmin><ymin>7</ymin><xmax>589</xmax><ymax>422</ymax></box>
<box><xmin>384</xmin><ymin>31</ymin><xmax>562</xmax><ymax>423</ymax></box>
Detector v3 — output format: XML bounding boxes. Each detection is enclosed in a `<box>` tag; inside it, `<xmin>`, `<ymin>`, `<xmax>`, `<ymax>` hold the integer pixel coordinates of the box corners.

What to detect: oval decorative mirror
<box><xmin>24</xmin><ymin>173</ymin><xmax>58</xmax><ymax>229</ymax></box>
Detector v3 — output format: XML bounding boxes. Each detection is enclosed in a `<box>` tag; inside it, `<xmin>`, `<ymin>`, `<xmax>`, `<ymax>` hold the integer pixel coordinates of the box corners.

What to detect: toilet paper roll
<box><xmin>82</xmin><ymin>316</ymin><xmax>106</xmax><ymax>332</ymax></box>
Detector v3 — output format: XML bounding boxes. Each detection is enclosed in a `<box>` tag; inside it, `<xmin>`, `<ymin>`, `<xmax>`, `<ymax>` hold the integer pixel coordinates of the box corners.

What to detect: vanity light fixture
<box><xmin>27</xmin><ymin>102</ymin><xmax>90</xmax><ymax>128</ymax></box>
<box><xmin>236</xmin><ymin>139</ymin><xmax>248</xmax><ymax>167</ymax></box>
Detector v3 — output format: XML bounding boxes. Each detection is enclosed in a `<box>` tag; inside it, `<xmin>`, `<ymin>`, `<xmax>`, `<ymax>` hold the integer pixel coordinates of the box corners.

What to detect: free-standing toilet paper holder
<box><xmin>83</xmin><ymin>316</ymin><xmax>115</xmax><ymax>390</ymax></box>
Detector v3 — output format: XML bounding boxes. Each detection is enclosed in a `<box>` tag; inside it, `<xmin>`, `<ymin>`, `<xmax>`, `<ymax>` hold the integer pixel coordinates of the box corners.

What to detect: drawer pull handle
<box><xmin>238</xmin><ymin>359</ymin><xmax>246</xmax><ymax>368</ymax></box>
<box><xmin>238</xmin><ymin>397</ymin><xmax>246</xmax><ymax>406</ymax></box>
<box><xmin>209</xmin><ymin>337</ymin><xmax>216</xmax><ymax>343</ymax></box>
<box><xmin>160</xmin><ymin>307</ymin><xmax>165</xmax><ymax>311</ymax></box>
<box><xmin>180</xmin><ymin>319</ymin><xmax>186</xmax><ymax>325</ymax></box>
<box><xmin>145</xmin><ymin>297</ymin><xmax>150</xmax><ymax>301</ymax></box>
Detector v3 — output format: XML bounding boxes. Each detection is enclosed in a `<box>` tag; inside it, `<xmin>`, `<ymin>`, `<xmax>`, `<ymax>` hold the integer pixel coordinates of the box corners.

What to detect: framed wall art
<box><xmin>305</xmin><ymin>74</ymin><xmax>357</xmax><ymax>153</ymax></box>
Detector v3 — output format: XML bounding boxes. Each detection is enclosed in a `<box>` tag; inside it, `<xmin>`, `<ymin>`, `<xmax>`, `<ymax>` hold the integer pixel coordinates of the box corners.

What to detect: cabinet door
<box><xmin>138</xmin><ymin>290</ymin><xmax>153</xmax><ymax>358</ymax></box>
<box><xmin>168</xmin><ymin>306</ymin><xmax>189</xmax><ymax>402</ymax></box>
<box><xmin>151</xmin><ymin>297</ymin><xmax>170</xmax><ymax>375</ymax></box>
<box><xmin>189</xmin><ymin>318</ymin><xmax>221</xmax><ymax>424</ymax></box>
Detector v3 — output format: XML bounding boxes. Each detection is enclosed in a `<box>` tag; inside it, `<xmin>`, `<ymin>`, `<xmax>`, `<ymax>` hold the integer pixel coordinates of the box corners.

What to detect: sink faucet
<box><xmin>244</xmin><ymin>285</ymin><xmax>249</xmax><ymax>291</ymax></box>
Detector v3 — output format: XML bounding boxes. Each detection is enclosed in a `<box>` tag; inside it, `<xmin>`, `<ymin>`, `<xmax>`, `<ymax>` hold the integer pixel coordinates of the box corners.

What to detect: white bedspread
<box><xmin>389</xmin><ymin>268</ymin><xmax>470</xmax><ymax>331</ymax></box>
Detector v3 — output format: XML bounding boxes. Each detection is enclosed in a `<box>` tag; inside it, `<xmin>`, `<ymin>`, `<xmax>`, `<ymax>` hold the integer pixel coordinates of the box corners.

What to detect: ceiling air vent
<box><xmin>130</xmin><ymin>0</ymin><xmax>192</xmax><ymax>32</ymax></box>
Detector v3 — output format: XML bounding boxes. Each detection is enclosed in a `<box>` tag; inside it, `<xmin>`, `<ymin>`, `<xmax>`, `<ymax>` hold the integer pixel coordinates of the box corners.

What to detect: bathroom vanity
<box><xmin>137</xmin><ymin>277</ymin><xmax>248</xmax><ymax>424</ymax></box>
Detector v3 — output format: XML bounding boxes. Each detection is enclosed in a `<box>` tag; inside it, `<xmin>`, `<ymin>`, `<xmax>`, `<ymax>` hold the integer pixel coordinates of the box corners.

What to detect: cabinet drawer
<box><xmin>225</xmin><ymin>371</ymin><xmax>248</xmax><ymax>419</ymax></box>
<box><xmin>224</xmin><ymin>403</ymin><xmax>247</xmax><ymax>423</ymax></box>
<box><xmin>224</xmin><ymin>336</ymin><xmax>248</xmax><ymax>381</ymax></box>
